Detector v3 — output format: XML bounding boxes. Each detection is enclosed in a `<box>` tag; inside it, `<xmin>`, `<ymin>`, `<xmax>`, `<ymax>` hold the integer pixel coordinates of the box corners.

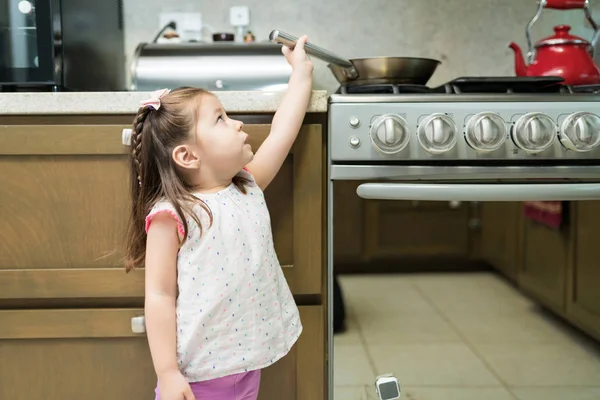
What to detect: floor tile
<box><xmin>334</xmin><ymin>343</ymin><xmax>377</xmax><ymax>386</ymax></box>
<box><xmin>367</xmin><ymin>343</ymin><xmax>501</xmax><ymax>386</ymax></box>
<box><xmin>334</xmin><ymin>316</ymin><xmax>363</xmax><ymax>346</ymax></box>
<box><xmin>413</xmin><ymin>272</ymin><xmax>536</xmax><ymax>314</ymax></box>
<box><xmin>445</xmin><ymin>307</ymin><xmax>579</xmax><ymax>344</ymax></box>
<box><xmin>360</xmin><ymin>312</ymin><xmax>462</xmax><ymax>345</ymax></box>
<box><xmin>511</xmin><ymin>387</ymin><xmax>600</xmax><ymax>400</ymax></box>
<box><xmin>473</xmin><ymin>342</ymin><xmax>600</xmax><ymax>386</ymax></box>
<box><xmin>334</xmin><ymin>385</ymin><xmax>368</xmax><ymax>400</ymax></box>
<box><xmin>401</xmin><ymin>386</ymin><xmax>515</xmax><ymax>400</ymax></box>
<box><xmin>343</xmin><ymin>281</ymin><xmax>437</xmax><ymax>315</ymax></box>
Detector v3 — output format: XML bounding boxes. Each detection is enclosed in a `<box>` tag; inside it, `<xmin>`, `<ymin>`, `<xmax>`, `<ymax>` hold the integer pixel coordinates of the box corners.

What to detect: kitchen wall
<box><xmin>124</xmin><ymin>0</ymin><xmax>600</xmax><ymax>92</ymax></box>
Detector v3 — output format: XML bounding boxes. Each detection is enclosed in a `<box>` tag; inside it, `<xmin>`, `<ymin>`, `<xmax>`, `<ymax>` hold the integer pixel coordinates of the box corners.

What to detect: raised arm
<box><xmin>246</xmin><ymin>35</ymin><xmax>314</xmax><ymax>190</ymax></box>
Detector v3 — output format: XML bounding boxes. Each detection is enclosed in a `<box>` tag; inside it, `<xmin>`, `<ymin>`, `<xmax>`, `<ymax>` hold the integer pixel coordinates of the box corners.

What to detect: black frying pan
<box><xmin>269</xmin><ymin>30</ymin><xmax>441</xmax><ymax>86</ymax></box>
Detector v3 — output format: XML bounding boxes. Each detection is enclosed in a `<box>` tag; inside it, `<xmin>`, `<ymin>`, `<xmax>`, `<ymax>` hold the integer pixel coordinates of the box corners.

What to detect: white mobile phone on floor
<box><xmin>374</xmin><ymin>373</ymin><xmax>401</xmax><ymax>400</ymax></box>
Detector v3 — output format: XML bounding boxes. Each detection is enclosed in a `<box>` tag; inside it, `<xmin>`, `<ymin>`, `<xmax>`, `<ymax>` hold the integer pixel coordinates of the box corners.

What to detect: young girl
<box><xmin>124</xmin><ymin>36</ymin><xmax>313</xmax><ymax>400</ymax></box>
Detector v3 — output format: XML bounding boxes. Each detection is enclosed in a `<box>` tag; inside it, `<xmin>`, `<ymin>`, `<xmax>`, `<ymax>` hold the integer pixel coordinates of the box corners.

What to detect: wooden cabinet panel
<box><xmin>568</xmin><ymin>202</ymin><xmax>600</xmax><ymax>340</ymax></box>
<box><xmin>364</xmin><ymin>200</ymin><xmax>470</xmax><ymax>259</ymax></box>
<box><xmin>519</xmin><ymin>219</ymin><xmax>568</xmax><ymax>312</ymax></box>
<box><xmin>480</xmin><ymin>202</ymin><xmax>522</xmax><ymax>281</ymax></box>
<box><xmin>259</xmin><ymin>305</ymin><xmax>325</xmax><ymax>400</ymax></box>
<box><xmin>0</xmin><ymin>122</ymin><xmax>324</xmax><ymax>296</ymax></box>
<box><xmin>260</xmin><ymin>125</ymin><xmax>323</xmax><ymax>296</ymax></box>
<box><xmin>0</xmin><ymin>308</ymin><xmax>155</xmax><ymax>400</ymax></box>
<box><xmin>0</xmin><ymin>306</ymin><xmax>324</xmax><ymax>400</ymax></box>
<box><xmin>332</xmin><ymin>181</ymin><xmax>364</xmax><ymax>262</ymax></box>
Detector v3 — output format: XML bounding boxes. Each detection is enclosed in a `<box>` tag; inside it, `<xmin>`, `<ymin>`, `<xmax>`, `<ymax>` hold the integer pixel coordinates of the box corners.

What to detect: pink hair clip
<box><xmin>140</xmin><ymin>88</ymin><xmax>171</xmax><ymax>110</ymax></box>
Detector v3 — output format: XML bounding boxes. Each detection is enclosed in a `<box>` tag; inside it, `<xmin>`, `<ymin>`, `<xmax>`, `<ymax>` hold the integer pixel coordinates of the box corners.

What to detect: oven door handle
<box><xmin>356</xmin><ymin>183</ymin><xmax>600</xmax><ymax>201</ymax></box>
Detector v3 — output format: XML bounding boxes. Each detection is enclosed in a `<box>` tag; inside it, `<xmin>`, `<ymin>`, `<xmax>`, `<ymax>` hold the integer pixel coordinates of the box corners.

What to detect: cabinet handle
<box><xmin>122</xmin><ymin>128</ymin><xmax>133</xmax><ymax>146</ymax></box>
<box><xmin>131</xmin><ymin>316</ymin><xmax>146</xmax><ymax>333</ymax></box>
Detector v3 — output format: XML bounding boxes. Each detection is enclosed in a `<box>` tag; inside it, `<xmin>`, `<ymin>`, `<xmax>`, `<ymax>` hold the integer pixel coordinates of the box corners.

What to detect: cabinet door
<box><xmin>248</xmin><ymin>125</ymin><xmax>324</xmax><ymax>296</ymax></box>
<box><xmin>0</xmin><ymin>308</ymin><xmax>156</xmax><ymax>399</ymax></box>
<box><xmin>480</xmin><ymin>202</ymin><xmax>521</xmax><ymax>281</ymax></box>
<box><xmin>568</xmin><ymin>202</ymin><xmax>600</xmax><ymax>340</ymax></box>
<box><xmin>259</xmin><ymin>306</ymin><xmax>325</xmax><ymax>400</ymax></box>
<box><xmin>363</xmin><ymin>200</ymin><xmax>470</xmax><ymax>259</ymax></box>
<box><xmin>518</xmin><ymin>218</ymin><xmax>568</xmax><ymax>312</ymax></box>
<box><xmin>0</xmin><ymin>122</ymin><xmax>324</xmax><ymax>297</ymax></box>
<box><xmin>333</xmin><ymin>181</ymin><xmax>365</xmax><ymax>263</ymax></box>
<box><xmin>0</xmin><ymin>306</ymin><xmax>324</xmax><ymax>400</ymax></box>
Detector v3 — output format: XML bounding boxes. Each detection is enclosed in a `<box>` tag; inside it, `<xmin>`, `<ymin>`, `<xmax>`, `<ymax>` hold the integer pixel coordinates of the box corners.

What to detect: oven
<box><xmin>325</xmin><ymin>78</ymin><xmax>600</xmax><ymax>399</ymax></box>
<box><xmin>0</xmin><ymin>0</ymin><xmax>55</xmax><ymax>86</ymax></box>
<box><xmin>0</xmin><ymin>0</ymin><xmax>125</xmax><ymax>91</ymax></box>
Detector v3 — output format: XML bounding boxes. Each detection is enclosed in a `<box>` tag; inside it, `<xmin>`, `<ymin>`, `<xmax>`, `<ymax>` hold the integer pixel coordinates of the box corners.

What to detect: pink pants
<box><xmin>154</xmin><ymin>370</ymin><xmax>261</xmax><ymax>400</ymax></box>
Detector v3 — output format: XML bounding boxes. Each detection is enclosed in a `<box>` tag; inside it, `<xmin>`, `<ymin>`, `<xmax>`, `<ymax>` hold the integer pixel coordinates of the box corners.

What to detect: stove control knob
<box><xmin>559</xmin><ymin>112</ymin><xmax>600</xmax><ymax>152</ymax></box>
<box><xmin>417</xmin><ymin>113</ymin><xmax>458</xmax><ymax>154</ymax></box>
<box><xmin>512</xmin><ymin>113</ymin><xmax>556</xmax><ymax>154</ymax></box>
<box><xmin>349</xmin><ymin>116</ymin><xmax>361</xmax><ymax>128</ymax></box>
<box><xmin>369</xmin><ymin>114</ymin><xmax>410</xmax><ymax>154</ymax></box>
<box><xmin>465</xmin><ymin>112</ymin><xmax>507</xmax><ymax>152</ymax></box>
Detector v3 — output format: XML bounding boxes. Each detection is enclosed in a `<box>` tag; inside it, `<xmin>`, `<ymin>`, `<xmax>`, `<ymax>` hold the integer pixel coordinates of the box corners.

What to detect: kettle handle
<box><xmin>544</xmin><ymin>0</ymin><xmax>586</xmax><ymax>9</ymax></box>
<box><xmin>526</xmin><ymin>0</ymin><xmax>599</xmax><ymax>62</ymax></box>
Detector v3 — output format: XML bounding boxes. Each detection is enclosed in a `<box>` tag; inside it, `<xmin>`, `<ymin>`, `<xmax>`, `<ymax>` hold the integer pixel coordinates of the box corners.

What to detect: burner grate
<box><xmin>335</xmin><ymin>76</ymin><xmax>600</xmax><ymax>95</ymax></box>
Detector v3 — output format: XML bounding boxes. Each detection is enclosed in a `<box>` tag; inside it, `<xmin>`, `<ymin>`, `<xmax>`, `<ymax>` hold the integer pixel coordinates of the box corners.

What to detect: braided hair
<box><xmin>124</xmin><ymin>87</ymin><xmax>249</xmax><ymax>272</ymax></box>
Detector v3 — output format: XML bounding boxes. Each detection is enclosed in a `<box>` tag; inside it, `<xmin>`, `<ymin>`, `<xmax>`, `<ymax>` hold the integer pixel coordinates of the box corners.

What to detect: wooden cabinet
<box><xmin>481</xmin><ymin>201</ymin><xmax>600</xmax><ymax>341</ymax></box>
<box><xmin>568</xmin><ymin>201</ymin><xmax>600</xmax><ymax>339</ymax></box>
<box><xmin>363</xmin><ymin>200</ymin><xmax>470</xmax><ymax>260</ymax></box>
<box><xmin>248</xmin><ymin>125</ymin><xmax>324</xmax><ymax>296</ymax></box>
<box><xmin>333</xmin><ymin>180</ymin><xmax>474</xmax><ymax>271</ymax></box>
<box><xmin>479</xmin><ymin>202</ymin><xmax>522</xmax><ymax>282</ymax></box>
<box><xmin>0</xmin><ymin>306</ymin><xmax>325</xmax><ymax>400</ymax></box>
<box><xmin>518</xmin><ymin>217</ymin><xmax>569</xmax><ymax>313</ymax></box>
<box><xmin>0</xmin><ymin>115</ymin><xmax>327</xmax><ymax>400</ymax></box>
<box><xmin>0</xmin><ymin>121</ymin><xmax>324</xmax><ymax>298</ymax></box>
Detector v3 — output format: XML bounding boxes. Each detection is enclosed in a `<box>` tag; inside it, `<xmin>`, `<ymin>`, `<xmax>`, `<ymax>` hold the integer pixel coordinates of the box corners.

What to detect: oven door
<box><xmin>0</xmin><ymin>0</ymin><xmax>56</xmax><ymax>85</ymax></box>
<box><xmin>331</xmin><ymin>165</ymin><xmax>600</xmax><ymax>201</ymax></box>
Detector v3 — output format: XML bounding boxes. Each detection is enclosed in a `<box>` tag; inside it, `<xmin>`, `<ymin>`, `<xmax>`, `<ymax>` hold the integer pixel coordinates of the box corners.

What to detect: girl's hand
<box><xmin>158</xmin><ymin>370</ymin><xmax>196</xmax><ymax>400</ymax></box>
<box><xmin>281</xmin><ymin>34</ymin><xmax>314</xmax><ymax>77</ymax></box>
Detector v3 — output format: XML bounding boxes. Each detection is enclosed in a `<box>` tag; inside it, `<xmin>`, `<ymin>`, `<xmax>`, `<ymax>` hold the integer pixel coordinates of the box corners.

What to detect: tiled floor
<box><xmin>333</xmin><ymin>272</ymin><xmax>600</xmax><ymax>400</ymax></box>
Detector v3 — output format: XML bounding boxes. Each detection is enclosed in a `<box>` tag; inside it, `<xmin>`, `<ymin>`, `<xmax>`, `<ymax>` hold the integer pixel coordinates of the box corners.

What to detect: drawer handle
<box><xmin>131</xmin><ymin>316</ymin><xmax>146</xmax><ymax>333</ymax></box>
<box><xmin>122</xmin><ymin>128</ymin><xmax>133</xmax><ymax>146</ymax></box>
<box><xmin>281</xmin><ymin>264</ymin><xmax>294</xmax><ymax>269</ymax></box>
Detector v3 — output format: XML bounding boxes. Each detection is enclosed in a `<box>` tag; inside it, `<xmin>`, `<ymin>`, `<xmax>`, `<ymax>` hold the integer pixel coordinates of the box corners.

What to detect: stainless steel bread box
<box><xmin>130</xmin><ymin>42</ymin><xmax>292</xmax><ymax>92</ymax></box>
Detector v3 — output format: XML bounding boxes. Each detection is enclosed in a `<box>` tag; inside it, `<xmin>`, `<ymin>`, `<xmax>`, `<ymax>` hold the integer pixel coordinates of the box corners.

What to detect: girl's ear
<box><xmin>172</xmin><ymin>144</ymin><xmax>201</xmax><ymax>170</ymax></box>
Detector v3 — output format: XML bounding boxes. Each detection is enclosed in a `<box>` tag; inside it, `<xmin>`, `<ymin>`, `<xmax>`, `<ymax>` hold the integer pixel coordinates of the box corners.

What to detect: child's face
<box><xmin>194</xmin><ymin>95</ymin><xmax>254</xmax><ymax>177</ymax></box>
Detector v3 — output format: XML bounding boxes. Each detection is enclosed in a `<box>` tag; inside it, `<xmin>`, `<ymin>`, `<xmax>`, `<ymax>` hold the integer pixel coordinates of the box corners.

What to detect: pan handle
<box><xmin>269</xmin><ymin>30</ymin><xmax>358</xmax><ymax>79</ymax></box>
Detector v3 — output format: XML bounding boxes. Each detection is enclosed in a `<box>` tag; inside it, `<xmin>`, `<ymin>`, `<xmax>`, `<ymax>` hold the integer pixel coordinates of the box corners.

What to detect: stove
<box><xmin>326</xmin><ymin>77</ymin><xmax>600</xmax><ymax>400</ymax></box>
<box><xmin>330</xmin><ymin>77</ymin><xmax>600</xmax><ymax>172</ymax></box>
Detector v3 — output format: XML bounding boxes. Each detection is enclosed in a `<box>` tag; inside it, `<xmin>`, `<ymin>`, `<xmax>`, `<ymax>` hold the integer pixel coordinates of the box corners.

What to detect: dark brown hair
<box><xmin>124</xmin><ymin>87</ymin><xmax>248</xmax><ymax>272</ymax></box>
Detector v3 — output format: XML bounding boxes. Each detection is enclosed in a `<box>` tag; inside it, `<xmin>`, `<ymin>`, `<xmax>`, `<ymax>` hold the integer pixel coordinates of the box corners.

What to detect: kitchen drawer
<box><xmin>0</xmin><ymin>122</ymin><xmax>324</xmax><ymax>296</ymax></box>
<box><xmin>0</xmin><ymin>306</ymin><xmax>325</xmax><ymax>400</ymax></box>
<box><xmin>0</xmin><ymin>308</ymin><xmax>156</xmax><ymax>399</ymax></box>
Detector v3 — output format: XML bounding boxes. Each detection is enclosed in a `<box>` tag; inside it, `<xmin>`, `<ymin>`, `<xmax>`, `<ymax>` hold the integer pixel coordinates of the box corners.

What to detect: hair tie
<box><xmin>140</xmin><ymin>88</ymin><xmax>171</xmax><ymax>110</ymax></box>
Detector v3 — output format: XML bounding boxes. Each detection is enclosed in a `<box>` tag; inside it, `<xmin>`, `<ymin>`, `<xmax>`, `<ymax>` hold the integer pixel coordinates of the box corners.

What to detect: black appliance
<box><xmin>0</xmin><ymin>0</ymin><xmax>125</xmax><ymax>91</ymax></box>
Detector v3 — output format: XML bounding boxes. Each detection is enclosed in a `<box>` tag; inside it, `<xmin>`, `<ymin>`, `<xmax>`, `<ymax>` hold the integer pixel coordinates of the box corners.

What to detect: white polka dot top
<box><xmin>145</xmin><ymin>169</ymin><xmax>302</xmax><ymax>383</ymax></box>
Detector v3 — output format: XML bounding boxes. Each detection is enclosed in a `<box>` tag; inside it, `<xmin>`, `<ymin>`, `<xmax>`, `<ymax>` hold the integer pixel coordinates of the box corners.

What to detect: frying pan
<box><xmin>269</xmin><ymin>30</ymin><xmax>441</xmax><ymax>86</ymax></box>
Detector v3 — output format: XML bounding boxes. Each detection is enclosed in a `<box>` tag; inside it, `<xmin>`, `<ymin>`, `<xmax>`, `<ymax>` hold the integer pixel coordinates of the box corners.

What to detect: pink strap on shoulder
<box><xmin>145</xmin><ymin>209</ymin><xmax>185</xmax><ymax>236</ymax></box>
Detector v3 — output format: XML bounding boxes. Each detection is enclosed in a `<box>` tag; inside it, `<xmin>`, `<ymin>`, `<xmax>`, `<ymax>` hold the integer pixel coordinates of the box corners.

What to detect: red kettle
<box><xmin>508</xmin><ymin>0</ymin><xmax>600</xmax><ymax>85</ymax></box>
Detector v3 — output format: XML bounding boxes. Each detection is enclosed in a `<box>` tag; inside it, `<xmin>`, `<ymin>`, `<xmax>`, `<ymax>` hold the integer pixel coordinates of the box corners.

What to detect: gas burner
<box><xmin>336</xmin><ymin>76</ymin><xmax>585</xmax><ymax>95</ymax></box>
<box><xmin>568</xmin><ymin>84</ymin><xmax>600</xmax><ymax>94</ymax></box>
<box><xmin>337</xmin><ymin>83</ymin><xmax>431</xmax><ymax>95</ymax></box>
<box><xmin>439</xmin><ymin>76</ymin><xmax>566</xmax><ymax>94</ymax></box>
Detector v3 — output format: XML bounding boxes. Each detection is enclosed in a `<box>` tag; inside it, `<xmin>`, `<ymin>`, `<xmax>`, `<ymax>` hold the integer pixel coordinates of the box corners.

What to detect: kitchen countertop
<box><xmin>0</xmin><ymin>90</ymin><xmax>328</xmax><ymax>115</ymax></box>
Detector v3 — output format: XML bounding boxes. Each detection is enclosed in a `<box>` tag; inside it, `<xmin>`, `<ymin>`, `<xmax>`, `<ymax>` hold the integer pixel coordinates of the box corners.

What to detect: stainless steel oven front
<box><xmin>325</xmin><ymin>92</ymin><xmax>600</xmax><ymax>399</ymax></box>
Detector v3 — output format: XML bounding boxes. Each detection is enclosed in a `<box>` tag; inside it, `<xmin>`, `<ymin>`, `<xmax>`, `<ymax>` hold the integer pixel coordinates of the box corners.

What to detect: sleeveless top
<box><xmin>144</xmin><ymin>169</ymin><xmax>302</xmax><ymax>383</ymax></box>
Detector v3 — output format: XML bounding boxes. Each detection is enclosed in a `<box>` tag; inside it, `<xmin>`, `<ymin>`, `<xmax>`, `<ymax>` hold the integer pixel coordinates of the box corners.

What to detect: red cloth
<box><xmin>523</xmin><ymin>201</ymin><xmax>563</xmax><ymax>229</ymax></box>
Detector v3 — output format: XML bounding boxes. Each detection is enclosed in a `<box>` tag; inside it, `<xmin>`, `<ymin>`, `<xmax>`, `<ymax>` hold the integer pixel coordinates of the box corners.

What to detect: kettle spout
<box><xmin>508</xmin><ymin>42</ymin><xmax>528</xmax><ymax>77</ymax></box>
